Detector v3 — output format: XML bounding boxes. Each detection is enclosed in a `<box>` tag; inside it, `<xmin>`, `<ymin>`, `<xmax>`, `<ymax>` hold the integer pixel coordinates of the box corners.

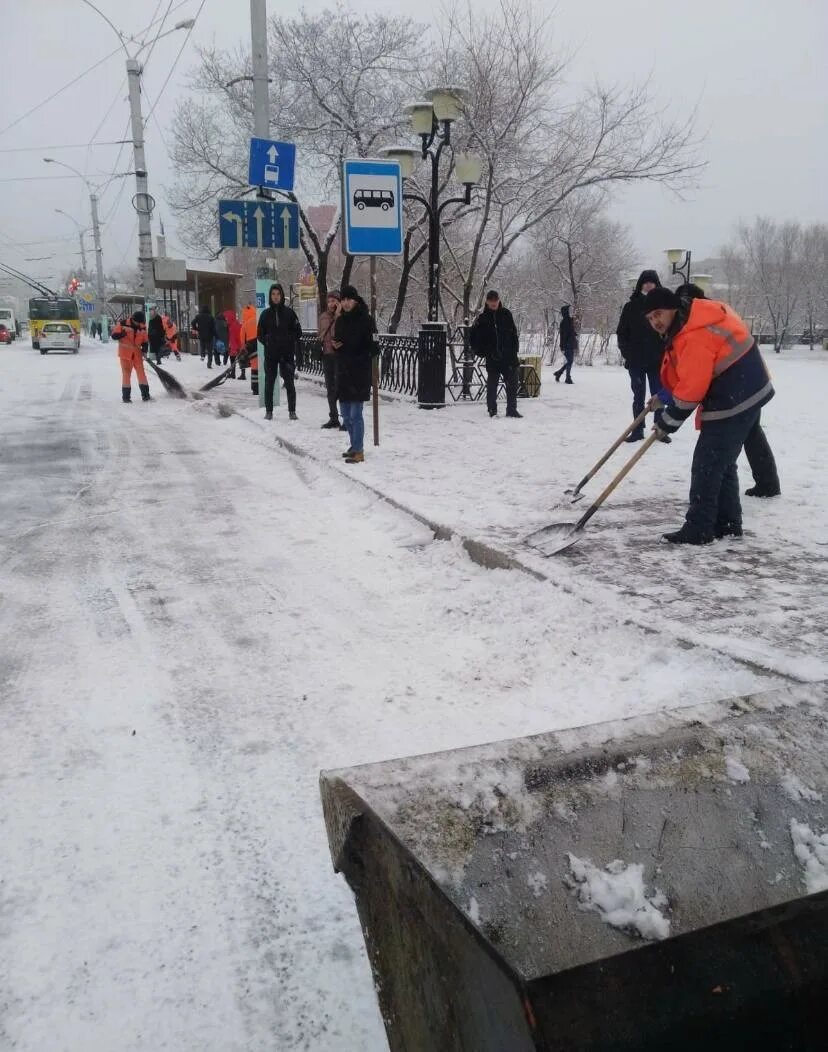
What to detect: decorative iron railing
<box><xmin>298</xmin><ymin>333</ymin><xmax>419</xmax><ymax>398</ymax></box>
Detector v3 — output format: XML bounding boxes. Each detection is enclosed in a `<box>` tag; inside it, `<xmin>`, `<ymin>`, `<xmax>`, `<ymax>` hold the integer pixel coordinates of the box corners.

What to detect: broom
<box><xmin>145</xmin><ymin>356</ymin><xmax>187</xmax><ymax>398</ymax></box>
<box><xmin>199</xmin><ymin>347</ymin><xmax>254</xmax><ymax>392</ymax></box>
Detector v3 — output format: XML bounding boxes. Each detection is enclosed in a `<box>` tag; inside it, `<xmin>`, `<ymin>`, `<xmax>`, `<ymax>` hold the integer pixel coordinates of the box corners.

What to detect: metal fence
<box><xmin>299</xmin><ymin>333</ymin><xmax>419</xmax><ymax>398</ymax></box>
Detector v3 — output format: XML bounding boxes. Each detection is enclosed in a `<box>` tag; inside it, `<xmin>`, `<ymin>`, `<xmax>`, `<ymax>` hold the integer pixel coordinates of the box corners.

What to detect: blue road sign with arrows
<box><xmin>218</xmin><ymin>200</ymin><xmax>300</xmax><ymax>250</ymax></box>
<box><xmin>248</xmin><ymin>138</ymin><xmax>296</xmax><ymax>191</ymax></box>
<box><xmin>342</xmin><ymin>158</ymin><xmax>403</xmax><ymax>256</ymax></box>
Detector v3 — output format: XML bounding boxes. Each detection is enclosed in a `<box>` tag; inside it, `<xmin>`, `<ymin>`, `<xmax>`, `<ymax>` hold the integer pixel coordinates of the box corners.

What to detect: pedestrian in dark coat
<box><xmin>147</xmin><ymin>307</ymin><xmax>166</xmax><ymax>365</ymax></box>
<box><xmin>469</xmin><ymin>290</ymin><xmax>522</xmax><ymax>418</ymax></box>
<box><xmin>333</xmin><ymin>285</ymin><xmax>376</xmax><ymax>463</ymax></box>
<box><xmin>616</xmin><ymin>270</ymin><xmax>667</xmax><ymax>440</ymax></box>
<box><xmin>214</xmin><ymin>311</ymin><xmax>229</xmax><ymax>365</ymax></box>
<box><xmin>555</xmin><ymin>305</ymin><xmax>578</xmax><ymax>384</ymax></box>
<box><xmin>192</xmin><ymin>305</ymin><xmax>218</xmax><ymax>367</ymax></box>
<box><xmin>674</xmin><ymin>283</ymin><xmax>780</xmax><ymax>499</ymax></box>
<box><xmin>257</xmin><ymin>283</ymin><xmax>302</xmax><ymax>420</ymax></box>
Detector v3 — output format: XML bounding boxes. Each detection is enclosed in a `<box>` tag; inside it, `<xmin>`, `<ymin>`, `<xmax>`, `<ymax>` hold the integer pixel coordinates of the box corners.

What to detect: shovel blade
<box><xmin>525</xmin><ymin>522</ymin><xmax>583</xmax><ymax>556</ymax></box>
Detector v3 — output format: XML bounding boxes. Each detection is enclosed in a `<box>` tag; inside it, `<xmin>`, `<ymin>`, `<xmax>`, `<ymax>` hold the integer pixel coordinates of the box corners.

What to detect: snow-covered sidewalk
<box><xmin>0</xmin><ymin>341</ymin><xmax>822</xmax><ymax>1051</ymax></box>
<box><xmin>204</xmin><ymin>348</ymin><xmax>828</xmax><ymax>685</ymax></box>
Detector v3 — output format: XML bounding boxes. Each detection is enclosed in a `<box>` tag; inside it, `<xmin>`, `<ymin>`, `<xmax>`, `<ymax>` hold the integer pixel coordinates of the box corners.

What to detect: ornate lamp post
<box><xmin>665</xmin><ymin>247</ymin><xmax>692</xmax><ymax>285</ymax></box>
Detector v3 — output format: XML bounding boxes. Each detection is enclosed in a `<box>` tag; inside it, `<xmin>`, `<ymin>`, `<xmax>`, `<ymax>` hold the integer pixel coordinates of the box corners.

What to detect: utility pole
<box><xmin>250</xmin><ymin>0</ymin><xmax>270</xmax><ymax>138</ymax></box>
<box><xmin>77</xmin><ymin>231</ymin><xmax>89</xmax><ymax>276</ymax></box>
<box><xmin>90</xmin><ymin>193</ymin><xmax>107</xmax><ymax>337</ymax></box>
<box><xmin>126</xmin><ymin>58</ymin><xmax>155</xmax><ymax>303</ymax></box>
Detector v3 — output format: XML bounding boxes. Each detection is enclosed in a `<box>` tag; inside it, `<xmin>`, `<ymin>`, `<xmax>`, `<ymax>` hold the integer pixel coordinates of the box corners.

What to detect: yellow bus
<box><xmin>28</xmin><ymin>296</ymin><xmax>80</xmax><ymax>349</ymax></box>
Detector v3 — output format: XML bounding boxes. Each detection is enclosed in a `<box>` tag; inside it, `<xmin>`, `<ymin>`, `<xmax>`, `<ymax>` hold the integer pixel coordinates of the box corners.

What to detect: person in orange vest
<box><xmin>644</xmin><ymin>288</ymin><xmax>774</xmax><ymax>545</ymax></box>
<box><xmin>111</xmin><ymin>310</ymin><xmax>150</xmax><ymax>403</ymax></box>
<box><xmin>239</xmin><ymin>301</ymin><xmax>258</xmax><ymax>383</ymax></box>
<box><xmin>162</xmin><ymin>313</ymin><xmax>181</xmax><ymax>361</ymax></box>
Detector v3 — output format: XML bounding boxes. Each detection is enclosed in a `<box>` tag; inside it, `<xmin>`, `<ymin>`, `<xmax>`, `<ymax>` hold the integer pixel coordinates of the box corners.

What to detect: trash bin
<box><xmin>518</xmin><ymin>355</ymin><xmax>542</xmax><ymax>398</ymax></box>
<box><xmin>321</xmin><ymin>681</ymin><xmax>828</xmax><ymax>1051</ymax></box>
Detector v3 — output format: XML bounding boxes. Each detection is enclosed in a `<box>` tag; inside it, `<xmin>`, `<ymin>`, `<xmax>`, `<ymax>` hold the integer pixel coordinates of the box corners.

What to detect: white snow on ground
<box><xmin>781</xmin><ymin>771</ymin><xmax>823</xmax><ymax>803</ymax></box>
<box><xmin>565</xmin><ymin>854</ymin><xmax>671</xmax><ymax>941</ymax></box>
<box><xmin>724</xmin><ymin>748</ymin><xmax>751</xmax><ymax>783</ymax></box>
<box><xmin>0</xmin><ymin>339</ymin><xmax>824</xmax><ymax>1050</ymax></box>
<box><xmin>789</xmin><ymin>820</ymin><xmax>828</xmax><ymax>894</ymax></box>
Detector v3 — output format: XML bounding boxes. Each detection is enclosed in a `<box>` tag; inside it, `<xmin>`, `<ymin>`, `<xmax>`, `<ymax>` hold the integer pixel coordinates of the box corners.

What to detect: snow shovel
<box><xmin>526</xmin><ymin>430</ymin><xmax>660</xmax><ymax>556</ymax></box>
<box><xmin>566</xmin><ymin>407</ymin><xmax>650</xmax><ymax>503</ymax></box>
<box><xmin>146</xmin><ymin>357</ymin><xmax>187</xmax><ymax>399</ymax></box>
<box><xmin>200</xmin><ymin>347</ymin><xmax>254</xmax><ymax>392</ymax></box>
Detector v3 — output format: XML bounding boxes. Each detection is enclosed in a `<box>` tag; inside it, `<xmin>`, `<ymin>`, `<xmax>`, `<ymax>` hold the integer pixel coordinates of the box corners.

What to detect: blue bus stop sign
<box><xmin>248</xmin><ymin>138</ymin><xmax>296</xmax><ymax>192</ymax></box>
<box><xmin>342</xmin><ymin>159</ymin><xmax>403</xmax><ymax>256</ymax></box>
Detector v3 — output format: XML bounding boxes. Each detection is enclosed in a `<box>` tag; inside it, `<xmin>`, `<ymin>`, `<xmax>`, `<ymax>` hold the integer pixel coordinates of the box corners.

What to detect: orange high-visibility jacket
<box><xmin>241</xmin><ymin>304</ymin><xmax>258</xmax><ymax>343</ymax></box>
<box><xmin>111</xmin><ymin>319</ymin><xmax>148</xmax><ymax>360</ymax></box>
<box><xmin>659</xmin><ymin>299</ymin><xmax>773</xmax><ymax>431</ymax></box>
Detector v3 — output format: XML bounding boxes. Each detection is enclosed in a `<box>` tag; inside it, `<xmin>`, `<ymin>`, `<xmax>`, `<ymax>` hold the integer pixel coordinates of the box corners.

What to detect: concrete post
<box><xmin>89</xmin><ymin>193</ymin><xmax>108</xmax><ymax>340</ymax></box>
<box><xmin>250</xmin><ymin>0</ymin><xmax>270</xmax><ymax>138</ymax></box>
<box><xmin>126</xmin><ymin>58</ymin><xmax>154</xmax><ymax>304</ymax></box>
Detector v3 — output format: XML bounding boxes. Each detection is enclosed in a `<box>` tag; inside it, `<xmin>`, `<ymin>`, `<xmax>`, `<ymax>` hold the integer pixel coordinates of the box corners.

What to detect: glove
<box><xmin>649</xmin><ymin>388</ymin><xmax>673</xmax><ymax>410</ymax></box>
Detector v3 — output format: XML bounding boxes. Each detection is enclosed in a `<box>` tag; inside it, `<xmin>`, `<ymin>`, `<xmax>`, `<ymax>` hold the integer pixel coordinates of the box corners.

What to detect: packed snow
<box><xmin>724</xmin><ymin>748</ymin><xmax>751</xmax><ymax>784</ymax></box>
<box><xmin>789</xmin><ymin>820</ymin><xmax>828</xmax><ymax>894</ymax></box>
<box><xmin>565</xmin><ymin>854</ymin><xmax>671</xmax><ymax>941</ymax></box>
<box><xmin>0</xmin><ymin>339</ymin><xmax>825</xmax><ymax>1049</ymax></box>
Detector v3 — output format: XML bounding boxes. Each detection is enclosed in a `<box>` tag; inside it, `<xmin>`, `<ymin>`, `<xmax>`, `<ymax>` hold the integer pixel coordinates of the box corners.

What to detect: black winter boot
<box><xmin>715</xmin><ymin>521</ymin><xmax>744</xmax><ymax>539</ymax></box>
<box><xmin>139</xmin><ymin>384</ymin><xmax>151</xmax><ymax>401</ymax></box>
<box><xmin>745</xmin><ymin>485</ymin><xmax>780</xmax><ymax>498</ymax></box>
<box><xmin>662</xmin><ymin>524</ymin><xmax>714</xmax><ymax>545</ymax></box>
<box><xmin>122</xmin><ymin>387</ymin><xmax>131</xmax><ymax>403</ymax></box>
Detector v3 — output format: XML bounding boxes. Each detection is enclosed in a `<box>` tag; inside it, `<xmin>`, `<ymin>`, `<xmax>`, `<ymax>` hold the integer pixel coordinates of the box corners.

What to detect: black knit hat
<box><xmin>485</xmin><ymin>289</ymin><xmax>500</xmax><ymax>301</ymax></box>
<box><xmin>340</xmin><ymin>284</ymin><xmax>359</xmax><ymax>300</ymax></box>
<box><xmin>675</xmin><ymin>282</ymin><xmax>706</xmax><ymax>301</ymax></box>
<box><xmin>642</xmin><ymin>287</ymin><xmax>680</xmax><ymax>314</ymax></box>
<box><xmin>132</xmin><ymin>310</ymin><xmax>146</xmax><ymax>325</ymax></box>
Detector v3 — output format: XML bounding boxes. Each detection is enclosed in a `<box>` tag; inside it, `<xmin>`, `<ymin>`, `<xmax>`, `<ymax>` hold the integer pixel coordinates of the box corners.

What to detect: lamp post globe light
<box><xmin>665</xmin><ymin>247</ymin><xmax>692</xmax><ymax>286</ymax></box>
<box><xmin>381</xmin><ymin>86</ymin><xmax>482</xmax><ymax>325</ymax></box>
<box><xmin>690</xmin><ymin>273</ymin><xmax>713</xmax><ymax>295</ymax></box>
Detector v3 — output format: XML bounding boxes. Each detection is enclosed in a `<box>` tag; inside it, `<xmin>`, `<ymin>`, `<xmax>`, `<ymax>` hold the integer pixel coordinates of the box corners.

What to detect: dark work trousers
<box><xmin>321</xmin><ymin>354</ymin><xmax>340</xmax><ymax>422</ymax></box>
<box><xmin>238</xmin><ymin>338</ymin><xmax>256</xmax><ymax>379</ymax></box>
<box><xmin>743</xmin><ymin>412</ymin><xmax>780</xmax><ymax>492</ymax></box>
<box><xmin>199</xmin><ymin>338</ymin><xmax>216</xmax><ymax>366</ymax></box>
<box><xmin>486</xmin><ymin>361</ymin><xmax>518</xmax><ymax>415</ymax></box>
<box><xmin>628</xmin><ymin>365</ymin><xmax>663</xmax><ymax>435</ymax></box>
<box><xmin>264</xmin><ymin>354</ymin><xmax>296</xmax><ymax>414</ymax></box>
<box><xmin>555</xmin><ymin>349</ymin><xmax>574</xmax><ymax>382</ymax></box>
<box><xmin>686</xmin><ymin>406</ymin><xmax>761</xmax><ymax>535</ymax></box>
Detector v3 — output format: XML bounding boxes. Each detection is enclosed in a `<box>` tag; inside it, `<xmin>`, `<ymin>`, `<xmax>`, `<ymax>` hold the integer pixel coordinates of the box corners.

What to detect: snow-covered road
<box><xmin>0</xmin><ymin>339</ymin><xmax>817</xmax><ymax>1050</ymax></box>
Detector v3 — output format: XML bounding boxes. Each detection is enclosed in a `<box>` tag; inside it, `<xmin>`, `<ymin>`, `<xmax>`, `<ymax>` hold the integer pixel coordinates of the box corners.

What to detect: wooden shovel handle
<box><xmin>571</xmin><ymin>407</ymin><xmax>650</xmax><ymax>496</ymax></box>
<box><xmin>575</xmin><ymin>430</ymin><xmax>660</xmax><ymax>531</ymax></box>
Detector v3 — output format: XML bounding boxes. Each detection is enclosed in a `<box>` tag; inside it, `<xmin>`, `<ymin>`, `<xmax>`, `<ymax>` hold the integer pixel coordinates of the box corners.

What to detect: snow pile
<box><xmin>781</xmin><ymin>772</ymin><xmax>823</xmax><ymax>803</ymax></box>
<box><xmin>789</xmin><ymin>820</ymin><xmax>828</xmax><ymax>894</ymax></box>
<box><xmin>527</xmin><ymin>871</ymin><xmax>548</xmax><ymax>897</ymax></box>
<box><xmin>565</xmin><ymin>854</ymin><xmax>671</xmax><ymax>941</ymax></box>
<box><xmin>724</xmin><ymin>748</ymin><xmax>751</xmax><ymax>784</ymax></box>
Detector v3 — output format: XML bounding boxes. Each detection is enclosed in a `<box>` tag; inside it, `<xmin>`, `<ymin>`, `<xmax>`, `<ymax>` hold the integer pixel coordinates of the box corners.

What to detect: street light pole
<box><xmin>55</xmin><ymin>210</ymin><xmax>89</xmax><ymax>275</ymax></box>
<box><xmin>250</xmin><ymin>0</ymin><xmax>270</xmax><ymax>138</ymax></box>
<box><xmin>125</xmin><ymin>58</ymin><xmax>154</xmax><ymax>303</ymax></box>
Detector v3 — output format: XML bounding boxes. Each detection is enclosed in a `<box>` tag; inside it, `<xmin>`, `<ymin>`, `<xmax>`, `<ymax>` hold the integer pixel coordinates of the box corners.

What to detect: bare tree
<box><xmin>168</xmin><ymin>6</ymin><xmax>424</xmax><ymax>306</ymax></box>
<box><xmin>737</xmin><ymin>217</ymin><xmax>802</xmax><ymax>352</ymax></box>
<box><xmin>799</xmin><ymin>222</ymin><xmax>828</xmax><ymax>348</ymax></box>
<box><xmin>432</xmin><ymin>0</ymin><xmax>703</xmax><ymax>322</ymax></box>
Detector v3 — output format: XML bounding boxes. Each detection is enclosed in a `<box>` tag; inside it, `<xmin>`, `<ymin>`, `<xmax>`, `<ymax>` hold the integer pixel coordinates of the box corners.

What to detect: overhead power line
<box><xmin>0</xmin><ymin>141</ymin><xmax>130</xmax><ymax>154</ymax></box>
<box><xmin>143</xmin><ymin>0</ymin><xmax>208</xmax><ymax>125</ymax></box>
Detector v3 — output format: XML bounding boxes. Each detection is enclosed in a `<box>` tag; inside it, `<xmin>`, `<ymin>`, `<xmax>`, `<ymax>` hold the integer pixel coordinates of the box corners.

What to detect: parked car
<box><xmin>0</xmin><ymin>324</ymin><xmax>12</xmax><ymax>345</ymax></box>
<box><xmin>39</xmin><ymin>322</ymin><xmax>79</xmax><ymax>354</ymax></box>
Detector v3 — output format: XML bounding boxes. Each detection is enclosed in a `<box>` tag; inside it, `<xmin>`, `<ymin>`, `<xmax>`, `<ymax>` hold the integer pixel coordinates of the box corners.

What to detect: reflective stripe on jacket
<box><xmin>659</xmin><ymin>299</ymin><xmax>774</xmax><ymax>432</ymax></box>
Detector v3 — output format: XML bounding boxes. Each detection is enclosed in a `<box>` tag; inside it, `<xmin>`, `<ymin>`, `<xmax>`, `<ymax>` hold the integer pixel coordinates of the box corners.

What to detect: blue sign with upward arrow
<box><xmin>248</xmin><ymin>138</ymin><xmax>296</xmax><ymax>191</ymax></box>
<box><xmin>218</xmin><ymin>200</ymin><xmax>300</xmax><ymax>250</ymax></box>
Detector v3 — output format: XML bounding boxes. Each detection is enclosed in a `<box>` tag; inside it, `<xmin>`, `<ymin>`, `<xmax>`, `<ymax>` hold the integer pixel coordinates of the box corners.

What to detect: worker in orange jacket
<box><xmin>240</xmin><ymin>302</ymin><xmax>258</xmax><ymax>383</ymax></box>
<box><xmin>111</xmin><ymin>311</ymin><xmax>150</xmax><ymax>403</ymax></box>
<box><xmin>644</xmin><ymin>287</ymin><xmax>774</xmax><ymax>545</ymax></box>
<box><xmin>162</xmin><ymin>314</ymin><xmax>181</xmax><ymax>360</ymax></box>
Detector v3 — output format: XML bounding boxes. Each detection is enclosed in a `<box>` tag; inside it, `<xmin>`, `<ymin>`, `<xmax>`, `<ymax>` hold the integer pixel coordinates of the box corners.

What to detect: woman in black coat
<box><xmin>333</xmin><ymin>284</ymin><xmax>376</xmax><ymax>463</ymax></box>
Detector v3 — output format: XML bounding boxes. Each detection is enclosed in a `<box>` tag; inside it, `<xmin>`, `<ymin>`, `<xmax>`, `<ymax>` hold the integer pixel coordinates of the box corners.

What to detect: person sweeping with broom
<box><xmin>643</xmin><ymin>287</ymin><xmax>774</xmax><ymax>545</ymax></box>
<box><xmin>112</xmin><ymin>310</ymin><xmax>150</xmax><ymax>403</ymax></box>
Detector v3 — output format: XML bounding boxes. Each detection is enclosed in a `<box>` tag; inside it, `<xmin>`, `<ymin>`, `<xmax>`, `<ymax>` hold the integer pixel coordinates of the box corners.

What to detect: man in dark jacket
<box><xmin>192</xmin><ymin>305</ymin><xmax>217</xmax><ymax>367</ymax></box>
<box><xmin>616</xmin><ymin>270</ymin><xmax>667</xmax><ymax>441</ymax></box>
<box><xmin>555</xmin><ymin>304</ymin><xmax>577</xmax><ymax>383</ymax></box>
<box><xmin>257</xmin><ymin>283</ymin><xmax>302</xmax><ymax>420</ymax></box>
<box><xmin>147</xmin><ymin>307</ymin><xmax>166</xmax><ymax>365</ymax></box>
<box><xmin>469</xmin><ymin>290</ymin><xmax>522</xmax><ymax>418</ymax></box>
<box><xmin>333</xmin><ymin>284</ymin><xmax>376</xmax><ymax>463</ymax></box>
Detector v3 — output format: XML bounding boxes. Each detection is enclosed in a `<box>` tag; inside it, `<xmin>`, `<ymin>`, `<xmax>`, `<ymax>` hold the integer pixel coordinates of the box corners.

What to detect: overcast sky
<box><xmin>1</xmin><ymin>0</ymin><xmax>825</xmax><ymax>294</ymax></box>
